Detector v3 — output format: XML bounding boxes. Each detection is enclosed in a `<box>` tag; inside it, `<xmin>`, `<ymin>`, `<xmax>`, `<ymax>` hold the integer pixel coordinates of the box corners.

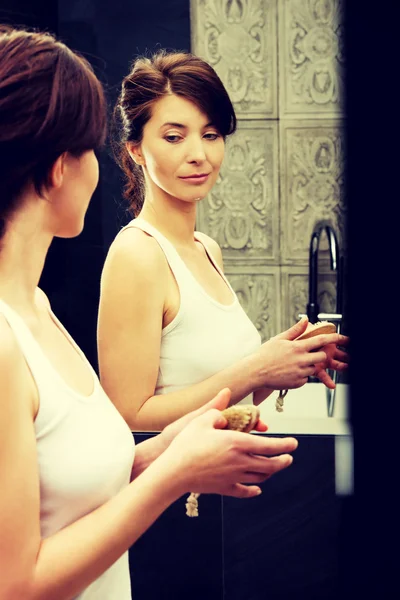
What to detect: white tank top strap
<box><xmin>120</xmin><ymin>218</ymin><xmax>191</xmax><ymax>288</ymax></box>
<box><xmin>193</xmin><ymin>231</ymin><xmax>236</xmax><ymax>297</ymax></box>
<box><xmin>0</xmin><ymin>297</ymin><xmax>47</xmax><ymax>376</ymax></box>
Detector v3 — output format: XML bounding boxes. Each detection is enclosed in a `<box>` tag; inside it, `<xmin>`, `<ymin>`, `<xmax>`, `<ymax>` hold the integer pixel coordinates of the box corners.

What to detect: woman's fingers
<box><xmin>333</xmin><ymin>348</ymin><xmax>350</xmax><ymax>363</ymax></box>
<box><xmin>275</xmin><ymin>316</ymin><xmax>308</xmax><ymax>341</ymax></box>
<box><xmin>337</xmin><ymin>334</ymin><xmax>350</xmax><ymax>347</ymax></box>
<box><xmin>245</xmin><ymin>453</ymin><xmax>295</xmax><ymax>474</ymax></box>
<box><xmin>202</xmin><ymin>387</ymin><xmax>232</xmax><ymax>412</ymax></box>
<box><xmin>227</xmin><ymin>483</ymin><xmax>263</xmax><ymax>498</ymax></box>
<box><xmin>303</xmin><ymin>350</ymin><xmax>327</xmax><ymax>365</ymax></box>
<box><xmin>188</xmin><ymin>388</ymin><xmax>232</xmax><ymax>420</ymax></box>
<box><xmin>328</xmin><ymin>358</ymin><xmax>349</xmax><ymax>371</ymax></box>
<box><xmin>195</xmin><ymin>407</ymin><xmax>229</xmax><ymax>429</ymax></box>
<box><xmin>303</xmin><ymin>366</ymin><xmax>317</xmax><ymax>378</ymax></box>
<box><xmin>236</xmin><ymin>434</ymin><xmax>298</xmax><ymax>457</ymax></box>
<box><xmin>303</xmin><ymin>333</ymin><xmax>348</xmax><ymax>351</ymax></box>
<box><xmin>315</xmin><ymin>369</ymin><xmax>335</xmax><ymax>388</ymax></box>
<box><xmin>254</xmin><ymin>419</ymin><xmax>268</xmax><ymax>432</ymax></box>
<box><xmin>238</xmin><ymin>472</ymin><xmax>273</xmax><ymax>484</ymax></box>
<box><xmin>224</xmin><ymin>455</ymin><xmax>295</xmax><ymax>496</ymax></box>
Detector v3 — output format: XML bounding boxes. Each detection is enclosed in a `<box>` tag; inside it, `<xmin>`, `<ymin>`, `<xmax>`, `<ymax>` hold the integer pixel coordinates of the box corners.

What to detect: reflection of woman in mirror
<box><xmin>97</xmin><ymin>51</ymin><xmax>349</xmax><ymax>431</ymax></box>
<box><xmin>0</xmin><ymin>26</ymin><xmax>299</xmax><ymax>598</ymax></box>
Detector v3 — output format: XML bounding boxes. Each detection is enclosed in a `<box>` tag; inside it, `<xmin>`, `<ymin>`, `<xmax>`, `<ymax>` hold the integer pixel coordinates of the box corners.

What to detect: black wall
<box><xmin>53</xmin><ymin>2</ymin><xmax>190</xmax><ymax>369</ymax></box>
<box><xmin>0</xmin><ymin>0</ymin><xmax>57</xmax><ymax>31</ymax></box>
<box><xmin>1</xmin><ymin>0</ymin><xmax>190</xmax><ymax>370</ymax></box>
<box><xmin>50</xmin><ymin>0</ymin><xmax>191</xmax><ymax>369</ymax></box>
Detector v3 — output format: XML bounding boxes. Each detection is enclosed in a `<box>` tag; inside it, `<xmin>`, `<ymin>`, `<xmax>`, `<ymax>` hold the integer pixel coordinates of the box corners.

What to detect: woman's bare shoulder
<box><xmin>100</xmin><ymin>226</ymin><xmax>170</xmax><ymax>299</ymax></box>
<box><xmin>105</xmin><ymin>225</ymin><xmax>168</xmax><ymax>272</ymax></box>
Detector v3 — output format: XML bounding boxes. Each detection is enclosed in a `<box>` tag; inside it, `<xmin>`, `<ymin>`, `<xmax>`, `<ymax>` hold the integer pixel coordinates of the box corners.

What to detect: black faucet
<box><xmin>307</xmin><ymin>220</ymin><xmax>342</xmax><ymax>324</ymax></box>
<box><xmin>305</xmin><ymin>221</ymin><xmax>344</xmax><ymax>414</ymax></box>
<box><xmin>301</xmin><ymin>222</ymin><xmax>345</xmax><ymax>414</ymax></box>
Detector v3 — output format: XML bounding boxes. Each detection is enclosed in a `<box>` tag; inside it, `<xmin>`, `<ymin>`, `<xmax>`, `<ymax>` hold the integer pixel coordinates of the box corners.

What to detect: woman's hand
<box><xmin>313</xmin><ymin>339</ymin><xmax>350</xmax><ymax>388</ymax></box>
<box><xmin>158</xmin><ymin>388</ymin><xmax>268</xmax><ymax>454</ymax></box>
<box><xmin>159</xmin><ymin>401</ymin><xmax>298</xmax><ymax>499</ymax></box>
<box><xmin>252</xmin><ymin>317</ymin><xmax>349</xmax><ymax>390</ymax></box>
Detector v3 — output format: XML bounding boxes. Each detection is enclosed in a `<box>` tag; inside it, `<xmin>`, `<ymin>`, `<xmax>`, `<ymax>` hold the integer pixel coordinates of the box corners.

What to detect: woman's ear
<box><xmin>126</xmin><ymin>142</ymin><xmax>145</xmax><ymax>166</ymax></box>
<box><xmin>48</xmin><ymin>153</ymin><xmax>67</xmax><ymax>190</ymax></box>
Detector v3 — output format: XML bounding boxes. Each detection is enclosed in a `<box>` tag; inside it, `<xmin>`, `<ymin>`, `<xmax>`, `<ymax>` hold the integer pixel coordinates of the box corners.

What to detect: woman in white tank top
<box><xmin>0</xmin><ymin>26</ymin><xmax>300</xmax><ymax>599</ymax></box>
<box><xmin>97</xmin><ymin>51</ymin><xmax>349</xmax><ymax>431</ymax></box>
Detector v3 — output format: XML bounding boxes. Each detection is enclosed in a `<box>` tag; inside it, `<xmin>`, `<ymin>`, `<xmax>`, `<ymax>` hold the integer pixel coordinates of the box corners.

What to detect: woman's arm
<box><xmin>253</xmin><ymin>388</ymin><xmax>275</xmax><ymax>406</ymax></box>
<box><xmin>0</xmin><ymin>325</ymin><xmax>297</xmax><ymax>600</ymax></box>
<box><xmin>129</xmin><ymin>434</ymin><xmax>165</xmax><ymax>480</ymax></box>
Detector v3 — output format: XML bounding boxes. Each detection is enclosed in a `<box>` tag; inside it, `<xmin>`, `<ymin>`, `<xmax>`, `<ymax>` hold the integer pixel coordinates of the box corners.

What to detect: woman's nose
<box><xmin>186</xmin><ymin>138</ymin><xmax>207</xmax><ymax>163</ymax></box>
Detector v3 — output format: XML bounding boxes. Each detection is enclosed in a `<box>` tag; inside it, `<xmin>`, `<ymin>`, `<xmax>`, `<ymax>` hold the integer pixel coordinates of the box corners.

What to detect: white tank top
<box><xmin>122</xmin><ymin>219</ymin><xmax>262</xmax><ymax>404</ymax></box>
<box><xmin>0</xmin><ymin>297</ymin><xmax>135</xmax><ymax>600</ymax></box>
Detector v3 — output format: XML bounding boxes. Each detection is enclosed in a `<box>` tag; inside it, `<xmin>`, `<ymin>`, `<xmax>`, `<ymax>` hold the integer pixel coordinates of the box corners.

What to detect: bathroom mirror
<box><xmin>37</xmin><ymin>0</ymin><xmax>348</xmax><ymax>437</ymax></box>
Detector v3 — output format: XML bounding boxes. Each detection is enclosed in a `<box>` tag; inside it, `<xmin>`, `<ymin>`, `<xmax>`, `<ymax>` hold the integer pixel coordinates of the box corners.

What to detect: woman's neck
<box><xmin>138</xmin><ymin>193</ymin><xmax>198</xmax><ymax>248</ymax></box>
<box><xmin>0</xmin><ymin>207</ymin><xmax>52</xmax><ymax>315</ymax></box>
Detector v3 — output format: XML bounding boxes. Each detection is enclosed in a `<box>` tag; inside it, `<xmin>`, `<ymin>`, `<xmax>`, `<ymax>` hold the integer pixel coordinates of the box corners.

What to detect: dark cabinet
<box><xmin>129</xmin><ymin>434</ymin><xmax>351</xmax><ymax>600</ymax></box>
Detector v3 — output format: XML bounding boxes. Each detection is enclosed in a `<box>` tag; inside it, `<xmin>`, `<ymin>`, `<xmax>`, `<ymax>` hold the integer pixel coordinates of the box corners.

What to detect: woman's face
<box><xmin>133</xmin><ymin>94</ymin><xmax>225</xmax><ymax>205</ymax></box>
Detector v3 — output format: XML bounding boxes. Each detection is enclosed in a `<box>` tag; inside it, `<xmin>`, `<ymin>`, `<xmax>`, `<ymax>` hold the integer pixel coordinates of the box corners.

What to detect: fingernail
<box><xmin>256</xmin><ymin>488</ymin><xmax>262</xmax><ymax>495</ymax></box>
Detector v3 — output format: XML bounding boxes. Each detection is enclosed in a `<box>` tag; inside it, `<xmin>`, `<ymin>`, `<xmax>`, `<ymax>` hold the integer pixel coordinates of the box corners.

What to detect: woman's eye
<box><xmin>164</xmin><ymin>135</ymin><xmax>182</xmax><ymax>143</ymax></box>
<box><xmin>204</xmin><ymin>132</ymin><xmax>220</xmax><ymax>140</ymax></box>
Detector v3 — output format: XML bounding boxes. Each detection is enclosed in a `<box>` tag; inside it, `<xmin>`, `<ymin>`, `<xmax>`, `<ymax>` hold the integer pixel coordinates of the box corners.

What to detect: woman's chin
<box><xmin>169</xmin><ymin>193</ymin><xmax>205</xmax><ymax>205</ymax></box>
<box><xmin>184</xmin><ymin>193</ymin><xmax>206</xmax><ymax>203</ymax></box>
<box><xmin>54</xmin><ymin>221</ymin><xmax>85</xmax><ymax>239</ymax></box>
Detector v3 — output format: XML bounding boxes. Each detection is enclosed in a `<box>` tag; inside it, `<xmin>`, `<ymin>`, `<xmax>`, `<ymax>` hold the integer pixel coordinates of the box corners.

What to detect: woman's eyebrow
<box><xmin>160</xmin><ymin>122</ymin><xmax>186</xmax><ymax>129</ymax></box>
<box><xmin>160</xmin><ymin>121</ymin><xmax>214</xmax><ymax>130</ymax></box>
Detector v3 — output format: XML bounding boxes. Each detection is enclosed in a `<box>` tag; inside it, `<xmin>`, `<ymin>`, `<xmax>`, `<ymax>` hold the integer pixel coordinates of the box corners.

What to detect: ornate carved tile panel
<box><xmin>197</xmin><ymin>120</ymin><xmax>279</xmax><ymax>265</ymax></box>
<box><xmin>225</xmin><ymin>266</ymin><xmax>281</xmax><ymax>341</ymax></box>
<box><xmin>191</xmin><ymin>0</ymin><xmax>347</xmax><ymax>338</ymax></box>
<box><xmin>191</xmin><ymin>0</ymin><xmax>278</xmax><ymax>119</ymax></box>
<box><xmin>279</xmin><ymin>0</ymin><xmax>344</xmax><ymax>117</ymax></box>
<box><xmin>279</xmin><ymin>120</ymin><xmax>346</xmax><ymax>265</ymax></box>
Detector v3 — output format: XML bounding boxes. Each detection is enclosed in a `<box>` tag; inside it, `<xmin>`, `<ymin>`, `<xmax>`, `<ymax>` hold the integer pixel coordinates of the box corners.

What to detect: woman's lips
<box><xmin>179</xmin><ymin>173</ymin><xmax>210</xmax><ymax>184</ymax></box>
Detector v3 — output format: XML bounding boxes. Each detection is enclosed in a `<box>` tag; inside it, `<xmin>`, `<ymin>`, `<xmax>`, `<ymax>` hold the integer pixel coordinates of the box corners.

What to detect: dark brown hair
<box><xmin>0</xmin><ymin>25</ymin><xmax>107</xmax><ymax>237</ymax></box>
<box><xmin>113</xmin><ymin>50</ymin><xmax>237</xmax><ymax>216</ymax></box>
